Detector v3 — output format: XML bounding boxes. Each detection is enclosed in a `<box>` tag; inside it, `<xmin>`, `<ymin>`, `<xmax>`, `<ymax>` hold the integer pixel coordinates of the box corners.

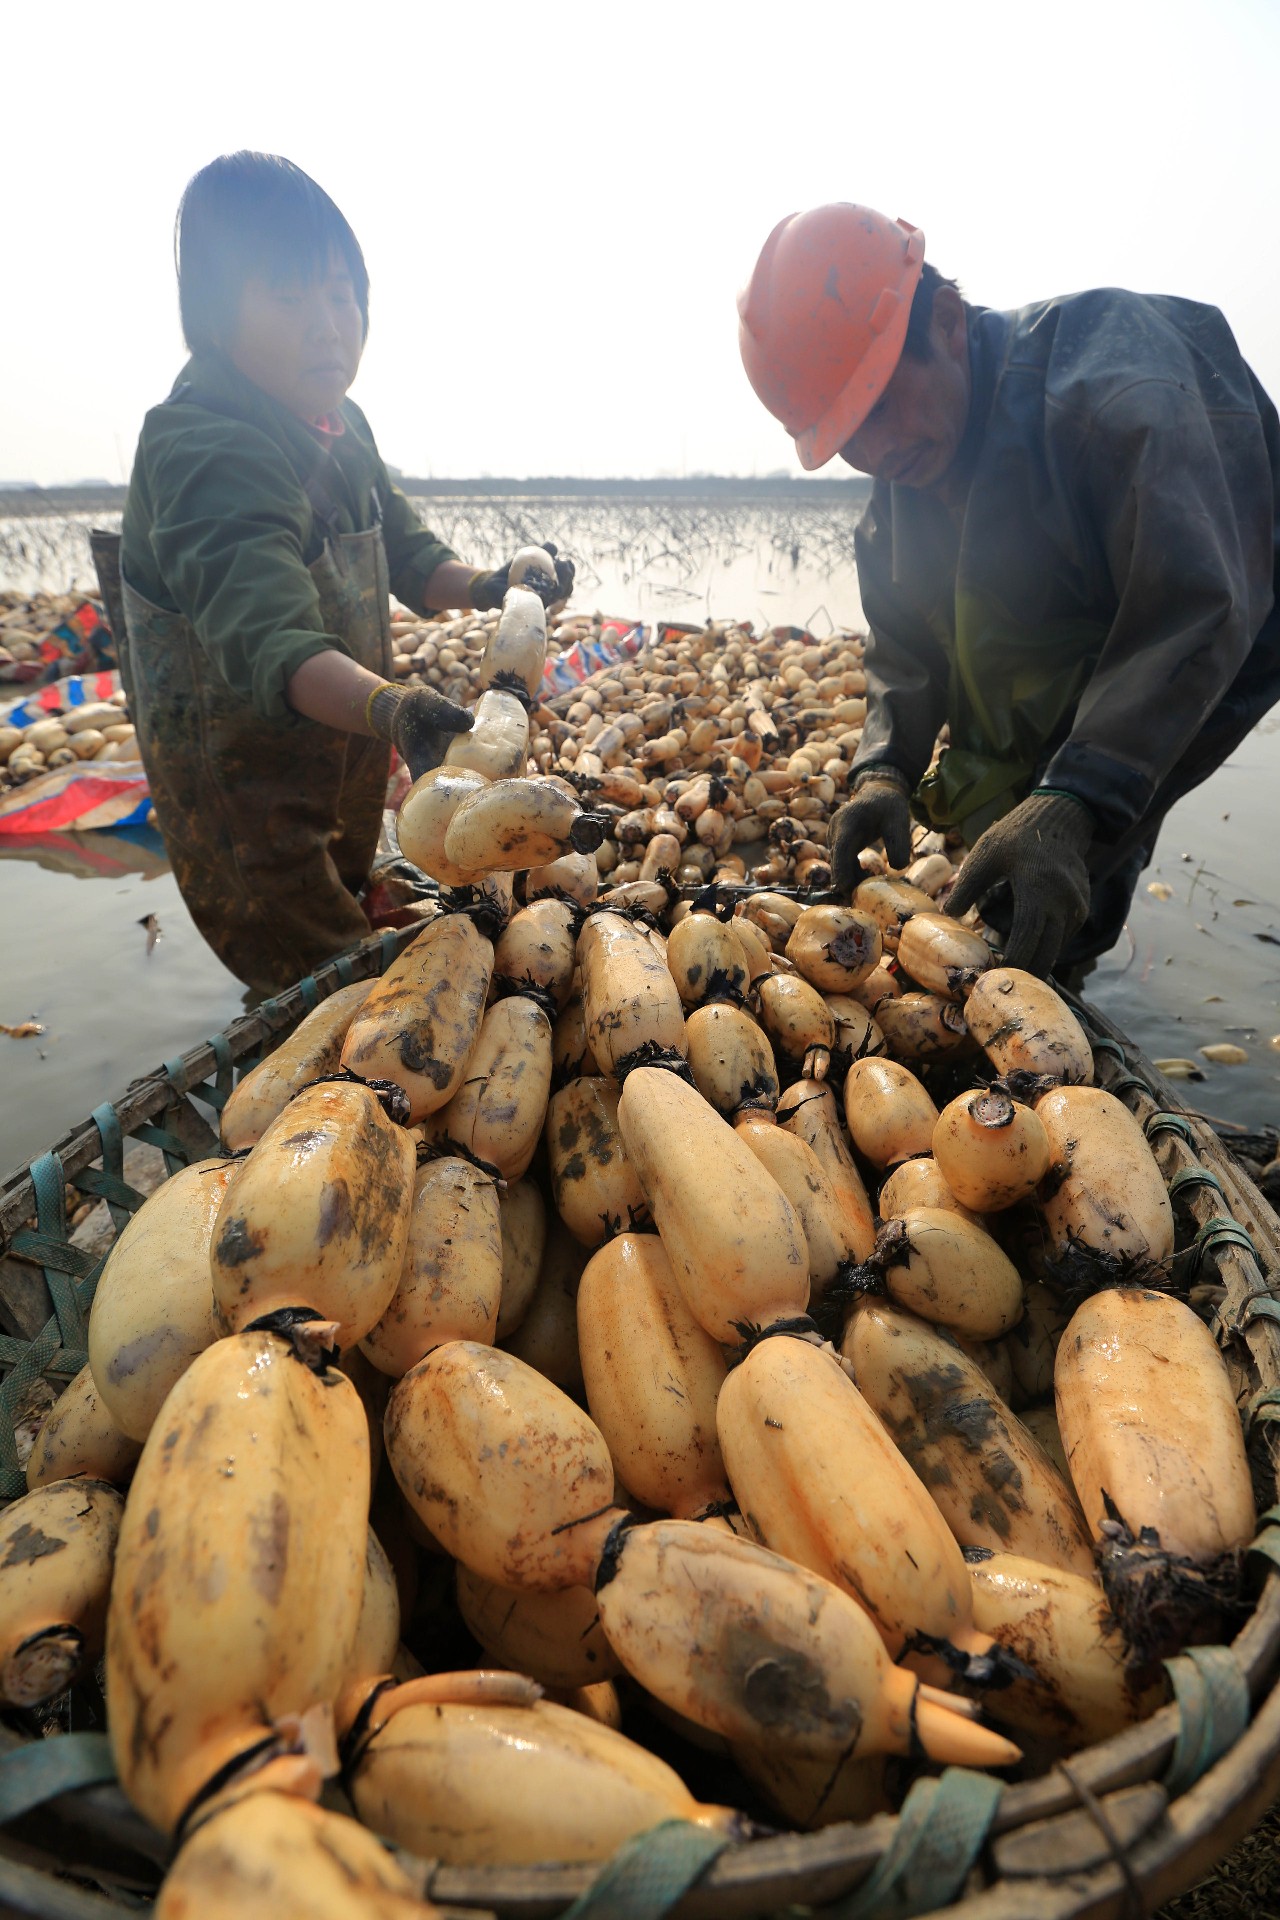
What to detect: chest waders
<box><xmin>95</xmin><ymin>517</ymin><xmax>393</xmax><ymax>996</ymax></box>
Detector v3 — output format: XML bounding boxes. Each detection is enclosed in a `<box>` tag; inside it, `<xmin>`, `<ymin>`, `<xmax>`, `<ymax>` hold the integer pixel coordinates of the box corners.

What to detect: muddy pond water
<box><xmin>2</xmin><ymin>493</ymin><xmax>1278</xmax><ymax>1178</ymax></box>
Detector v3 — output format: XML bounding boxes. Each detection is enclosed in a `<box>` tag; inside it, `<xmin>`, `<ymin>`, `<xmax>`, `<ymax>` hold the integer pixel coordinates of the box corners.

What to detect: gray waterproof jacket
<box><xmin>851</xmin><ymin>289</ymin><xmax>1280</xmax><ymax>840</ymax></box>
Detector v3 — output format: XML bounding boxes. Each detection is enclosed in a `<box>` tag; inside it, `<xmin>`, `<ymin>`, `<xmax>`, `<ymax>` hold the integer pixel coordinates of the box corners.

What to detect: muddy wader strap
<box><xmin>562</xmin><ymin>1819</ymin><xmax>731</xmax><ymax>1919</ymax></box>
<box><xmin>827</xmin><ymin>1768</ymin><xmax>1004</xmax><ymax>1919</ymax></box>
<box><xmin>0</xmin><ymin>1733</ymin><xmax>117</xmax><ymax>1827</ymax></box>
<box><xmin>1162</xmin><ymin>1646</ymin><xmax>1250</xmax><ymax>1798</ymax></box>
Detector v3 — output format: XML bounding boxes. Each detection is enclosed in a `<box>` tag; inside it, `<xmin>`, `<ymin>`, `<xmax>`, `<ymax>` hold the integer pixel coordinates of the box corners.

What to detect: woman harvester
<box><xmin>105</xmin><ymin>152</ymin><xmax>573</xmax><ymax>994</ymax></box>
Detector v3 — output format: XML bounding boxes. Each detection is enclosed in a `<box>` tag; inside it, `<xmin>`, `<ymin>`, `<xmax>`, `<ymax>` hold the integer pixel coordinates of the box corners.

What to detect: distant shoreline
<box><xmin>0</xmin><ymin>474</ymin><xmax>872</xmax><ymax>518</ymax></box>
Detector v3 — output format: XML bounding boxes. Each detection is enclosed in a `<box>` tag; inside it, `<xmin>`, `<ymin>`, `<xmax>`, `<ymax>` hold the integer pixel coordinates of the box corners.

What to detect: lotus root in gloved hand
<box><xmin>367</xmin><ymin>683</ymin><xmax>473</xmax><ymax>781</ymax></box>
<box><xmin>470</xmin><ymin>542</ymin><xmax>575</xmax><ymax>612</ymax></box>
<box><xmin>829</xmin><ymin>767</ymin><xmax>914</xmax><ymax>890</ymax></box>
<box><xmin>946</xmin><ymin>789</ymin><xmax>1094</xmax><ymax>978</ymax></box>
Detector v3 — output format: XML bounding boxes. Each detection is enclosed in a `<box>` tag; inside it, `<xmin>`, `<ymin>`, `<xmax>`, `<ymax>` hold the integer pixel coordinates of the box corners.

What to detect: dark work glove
<box><xmin>945</xmin><ymin>789</ymin><xmax>1094</xmax><ymax>977</ymax></box>
<box><xmin>368</xmin><ymin>683</ymin><xmax>473</xmax><ymax>781</ymax></box>
<box><xmin>829</xmin><ymin>767</ymin><xmax>914</xmax><ymax>890</ymax></box>
<box><xmin>470</xmin><ymin>542</ymin><xmax>575</xmax><ymax>612</ymax></box>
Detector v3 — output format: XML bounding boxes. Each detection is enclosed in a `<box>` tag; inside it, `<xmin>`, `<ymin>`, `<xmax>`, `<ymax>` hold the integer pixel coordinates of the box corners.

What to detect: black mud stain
<box><xmin>248</xmin><ymin>1491</ymin><xmax>290</xmax><ymax>1608</ymax></box>
<box><xmin>1</xmin><ymin>1522</ymin><xmax>67</xmax><ymax>1567</ymax></box>
<box><xmin>317</xmin><ymin>1179</ymin><xmax>353</xmax><ymax>1249</ymax></box>
<box><xmin>214</xmin><ymin>1216</ymin><xmax>264</xmax><ymax>1268</ymax></box>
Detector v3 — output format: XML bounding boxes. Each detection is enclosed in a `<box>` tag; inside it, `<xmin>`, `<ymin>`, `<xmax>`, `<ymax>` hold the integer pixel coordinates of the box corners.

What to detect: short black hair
<box><xmin>901</xmin><ymin>261</ymin><xmax>962</xmax><ymax>360</ymax></box>
<box><xmin>175</xmin><ymin>152</ymin><xmax>370</xmax><ymax>354</ymax></box>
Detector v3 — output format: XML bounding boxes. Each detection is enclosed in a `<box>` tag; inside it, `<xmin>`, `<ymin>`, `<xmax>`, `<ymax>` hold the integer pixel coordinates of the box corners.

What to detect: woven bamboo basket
<box><xmin>2</xmin><ymin>924</ymin><xmax>1279</xmax><ymax>1920</ymax></box>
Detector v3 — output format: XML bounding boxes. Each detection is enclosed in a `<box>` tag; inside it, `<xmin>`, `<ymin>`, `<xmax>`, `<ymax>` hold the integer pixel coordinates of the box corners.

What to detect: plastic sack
<box><xmin>540</xmin><ymin>619</ymin><xmax>646</xmax><ymax>697</ymax></box>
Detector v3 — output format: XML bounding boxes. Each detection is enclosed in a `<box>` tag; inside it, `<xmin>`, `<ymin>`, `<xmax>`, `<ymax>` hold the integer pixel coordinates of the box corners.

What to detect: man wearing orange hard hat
<box><xmin>739</xmin><ymin>204</ymin><xmax>1280</xmax><ymax>977</ymax></box>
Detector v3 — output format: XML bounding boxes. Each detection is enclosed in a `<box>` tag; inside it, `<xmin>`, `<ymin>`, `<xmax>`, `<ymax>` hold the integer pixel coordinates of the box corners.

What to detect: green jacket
<box><xmin>852</xmin><ymin>289</ymin><xmax>1280</xmax><ymax>841</ymax></box>
<box><xmin>121</xmin><ymin>353</ymin><xmax>456</xmax><ymax>721</ymax></box>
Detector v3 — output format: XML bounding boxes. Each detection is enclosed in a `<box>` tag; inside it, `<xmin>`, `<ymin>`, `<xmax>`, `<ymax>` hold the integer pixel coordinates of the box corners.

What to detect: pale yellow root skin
<box><xmin>444</xmin><ymin>687</ymin><xmax>530</xmax><ymax>780</ymax></box>
<box><xmin>617</xmin><ymin>1066</ymin><xmax>809</xmax><ymax>1344</ymax></box>
<box><xmin>25</xmin><ymin>1364</ymin><xmax>140</xmax><ymax>1490</ymax></box>
<box><xmin>878</xmin><ymin>1207</ymin><xmax>1024</xmax><ymax>1340</ymax></box>
<box><xmin>684</xmin><ymin>1002</ymin><xmax>779</xmax><ymax>1120</ymax></box>
<box><xmin>155</xmin><ymin>1790</ymin><xmax>426</xmax><ymax>1920</ymax></box>
<box><xmin>341</xmin><ymin>913</ymin><xmax>495</xmax><ymax>1120</ymax></box>
<box><xmin>336</xmin><ymin>1529</ymin><xmax>402</xmax><ymax>1736</ymax></box>
<box><xmin>967</xmin><ymin>1550</ymin><xmax>1163</xmax><ymax>1749</ymax></box>
<box><xmin>933</xmin><ymin>1092</ymin><xmax>1051</xmax><ymax>1212</ymax></box>
<box><xmin>1055</xmin><ymin>1287</ymin><xmax>1255</xmax><ymax>1561</ymax></box>
<box><xmin>479</xmin><ymin>585</ymin><xmax>547</xmax><ymax>698</ymax></box>
<box><xmin>1035</xmin><ymin>1086</ymin><xmax>1175</xmax><ymax>1267</ymax></box>
<box><xmin>106</xmin><ymin>1332</ymin><xmax>369</xmax><ymax>1833</ymax></box>
<box><xmin>756</xmin><ymin>972</ymin><xmax>836</xmax><ymax>1072</ymax></box>
<box><xmin>843</xmin><ymin>1057</ymin><xmax>939</xmax><ymax>1169</ymax></box>
<box><xmin>219</xmin><ymin>981</ymin><xmax>373</xmax><ymax>1149</ymax></box>
<box><xmin>895</xmin><ymin>911</ymin><xmax>991</xmax><ymax>1001</ymax></box>
<box><xmin>420</xmin><ymin>995</ymin><xmax>552</xmax><ymax>1180</ymax></box>
<box><xmin>351</xmin><ymin>1696</ymin><xmax>735</xmax><ymax>1866</ymax></box>
<box><xmin>496</xmin><ymin>1177</ymin><xmax>548</xmax><ymax>1339</ymax></box>
<box><xmin>842</xmin><ymin>1298</ymin><xmax>1096</xmax><ymax>1577</ymax></box>
<box><xmin>776</xmin><ymin>1078</ymin><xmax>876</xmax><ymax>1261</ymax></box>
<box><xmin>785</xmin><ymin>906</ymin><xmax>882</xmax><ymax>993</ymax></box>
<box><xmin>874</xmin><ymin>992</ymin><xmax>972</xmax><ymax>1062</ymax></box>
<box><xmin>578</xmin><ymin>912</ymin><xmax>687</xmax><ymax>1075</ymax></box>
<box><xmin>88</xmin><ymin>1158</ymin><xmax>234</xmax><ymax>1440</ymax></box>
<box><xmin>0</xmin><ymin>1478</ymin><xmax>123</xmax><ymax>1708</ymax></box>
<box><xmin>718</xmin><ymin>1337</ymin><xmax>987</xmax><ymax>1657</ymax></box>
<box><xmin>665</xmin><ymin>912</ymin><xmax>750</xmax><ymax>1007</ymax></box>
<box><xmin>493</xmin><ymin>899</ymin><xmax>578</xmax><ymax>1008</ymax></box>
<box><xmin>852</xmin><ymin>877</ymin><xmax>936</xmax><ymax>948</ymax></box>
<box><xmin>734</xmin><ymin>1114</ymin><xmax>863</xmax><ymax>1300</ymax></box>
<box><xmin>964</xmin><ymin>967</ymin><xmax>1094</xmax><ymax>1084</ymax></box>
<box><xmin>878</xmin><ymin>1157</ymin><xmax>978</xmax><ymax>1224</ymax></box>
<box><xmin>384</xmin><ymin>1341</ymin><xmax>615</xmax><ymax>1591</ymax></box>
<box><xmin>444</xmin><ymin>779</ymin><xmax>588</xmax><ymax>875</ymax></box>
<box><xmin>456</xmin><ymin>1565</ymin><xmax>621</xmax><ymax>1689</ymax></box>
<box><xmin>210</xmin><ymin>1082</ymin><xmax>415</xmax><ymax>1349</ymax></box>
<box><xmin>578</xmin><ymin>1232</ymin><xmax>730</xmax><ymax>1519</ymax></box>
<box><xmin>361</xmin><ymin>1158</ymin><xmax>502</xmax><ymax>1378</ymax></box>
<box><xmin>396</xmin><ymin>765</ymin><xmax>492</xmax><ymax>888</ymax></box>
<box><xmin>596</xmin><ymin>1517</ymin><xmax>1019</xmax><ymax>1768</ymax></box>
<box><xmin>501</xmin><ymin>1216</ymin><xmax>589</xmax><ymax>1392</ymax></box>
<box><xmin>547</xmin><ymin>1078</ymin><xmax>650</xmax><ymax>1248</ymax></box>
<box><xmin>823</xmin><ymin>993</ymin><xmax>887</xmax><ymax>1063</ymax></box>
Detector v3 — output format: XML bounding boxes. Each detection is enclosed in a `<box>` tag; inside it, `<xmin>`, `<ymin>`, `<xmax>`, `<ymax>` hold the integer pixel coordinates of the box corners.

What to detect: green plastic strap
<box><xmin>83</xmin><ymin>1103</ymin><xmax>136</xmax><ymax>1231</ymax></box>
<box><xmin>334</xmin><ymin>954</ymin><xmax>356</xmax><ymax>985</ymax></box>
<box><xmin>1108</xmin><ymin>1072</ymin><xmax>1150</xmax><ymax>1103</ymax></box>
<box><xmin>827</xmin><ymin>1768</ymin><xmax>1003</xmax><ymax>1920</ymax></box>
<box><xmin>562</xmin><ymin>1819</ymin><xmax>730</xmax><ymax>1920</ymax></box>
<box><xmin>1146</xmin><ymin>1110</ymin><xmax>1195</xmax><ymax>1144</ymax></box>
<box><xmin>0</xmin><ymin>1733</ymin><xmax>117</xmax><ymax>1826</ymax></box>
<box><xmin>1188</xmin><ymin>1216</ymin><xmax>1259</xmax><ymax>1276</ymax></box>
<box><xmin>1163</xmin><ymin>1647</ymin><xmax>1249</xmax><ymax>1798</ymax></box>
<box><xmin>0</xmin><ymin>1337</ymin><xmax>86</xmax><ymax>1377</ymax></box>
<box><xmin>1090</xmin><ymin>1036</ymin><xmax>1127</xmax><ymax>1065</ymax></box>
<box><xmin>1168</xmin><ymin>1166</ymin><xmax>1225</xmax><ymax>1202</ymax></box>
<box><xmin>1239</xmin><ymin>1295</ymin><xmax>1280</xmax><ymax>1334</ymax></box>
<box><xmin>131</xmin><ymin>1123</ymin><xmax>192</xmax><ymax>1175</ymax></box>
<box><xmin>1248</xmin><ymin>1504</ymin><xmax>1280</xmax><ymax>1576</ymax></box>
<box><xmin>297</xmin><ymin>974</ymin><xmax>321</xmax><ymax>1012</ymax></box>
<box><xmin>379</xmin><ymin>929</ymin><xmax>398</xmax><ymax>968</ymax></box>
<box><xmin>1246</xmin><ymin>1387</ymin><xmax>1280</xmax><ymax>1436</ymax></box>
<box><xmin>21</xmin><ymin>1154</ymin><xmax>86</xmax><ymax>1352</ymax></box>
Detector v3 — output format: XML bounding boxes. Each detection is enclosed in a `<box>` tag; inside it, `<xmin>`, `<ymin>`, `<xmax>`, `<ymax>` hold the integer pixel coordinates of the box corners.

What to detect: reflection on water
<box><xmin>1</xmin><ymin>495</ymin><xmax>1277</xmax><ymax>1177</ymax></box>
<box><xmin>0</xmin><ymin>824</ymin><xmax>170</xmax><ymax>883</ymax></box>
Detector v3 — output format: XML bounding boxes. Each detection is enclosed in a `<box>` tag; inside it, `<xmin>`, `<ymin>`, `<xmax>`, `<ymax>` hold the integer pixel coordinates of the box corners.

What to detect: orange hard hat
<box><xmin>738</xmin><ymin>204</ymin><xmax>926</xmax><ymax>471</ymax></box>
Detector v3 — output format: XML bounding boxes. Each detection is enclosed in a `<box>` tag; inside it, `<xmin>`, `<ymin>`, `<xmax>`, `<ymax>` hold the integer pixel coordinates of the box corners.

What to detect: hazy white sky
<box><xmin>3</xmin><ymin>0</ymin><xmax>1277</xmax><ymax>484</ymax></box>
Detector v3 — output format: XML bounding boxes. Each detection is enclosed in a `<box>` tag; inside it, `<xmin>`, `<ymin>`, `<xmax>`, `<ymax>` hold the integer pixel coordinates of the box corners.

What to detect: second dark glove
<box><xmin>829</xmin><ymin>767</ymin><xmax>914</xmax><ymax>891</ymax></box>
<box><xmin>368</xmin><ymin>683</ymin><xmax>473</xmax><ymax>782</ymax></box>
<box><xmin>945</xmin><ymin>789</ymin><xmax>1093</xmax><ymax>977</ymax></box>
<box><xmin>471</xmin><ymin>542</ymin><xmax>575</xmax><ymax>612</ymax></box>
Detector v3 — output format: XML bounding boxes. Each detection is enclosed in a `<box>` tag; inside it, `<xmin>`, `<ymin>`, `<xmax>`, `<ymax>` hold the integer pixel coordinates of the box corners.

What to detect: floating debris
<box><xmin>1200</xmin><ymin>1043</ymin><xmax>1250</xmax><ymax>1066</ymax></box>
<box><xmin>0</xmin><ymin>1019</ymin><xmax>45</xmax><ymax>1039</ymax></box>
<box><xmin>1147</xmin><ymin>881</ymin><xmax>1174</xmax><ymax>901</ymax></box>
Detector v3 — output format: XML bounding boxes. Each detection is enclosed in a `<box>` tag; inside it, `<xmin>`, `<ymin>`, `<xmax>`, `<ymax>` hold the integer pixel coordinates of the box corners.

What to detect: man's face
<box><xmin>839</xmin><ymin>288</ymin><xmax>971</xmax><ymax>490</ymax></box>
<box><xmin>225</xmin><ymin>249</ymin><xmax>364</xmax><ymax>422</ymax></box>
